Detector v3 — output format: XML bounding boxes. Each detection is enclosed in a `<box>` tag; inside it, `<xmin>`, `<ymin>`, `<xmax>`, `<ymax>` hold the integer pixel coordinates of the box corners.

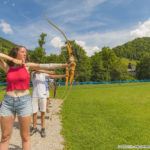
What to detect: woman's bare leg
<box><xmin>18</xmin><ymin>115</ymin><xmax>31</xmax><ymax>150</ymax></box>
<box><xmin>0</xmin><ymin>115</ymin><xmax>15</xmax><ymax>150</ymax></box>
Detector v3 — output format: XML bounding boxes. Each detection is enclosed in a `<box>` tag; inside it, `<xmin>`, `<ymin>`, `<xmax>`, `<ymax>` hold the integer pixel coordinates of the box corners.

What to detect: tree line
<box><xmin>1</xmin><ymin>35</ymin><xmax>150</xmax><ymax>83</ymax></box>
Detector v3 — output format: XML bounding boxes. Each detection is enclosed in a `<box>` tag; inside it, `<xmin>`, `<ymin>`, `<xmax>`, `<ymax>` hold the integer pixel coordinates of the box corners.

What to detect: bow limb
<box><xmin>66</xmin><ymin>43</ymin><xmax>75</xmax><ymax>85</ymax></box>
<box><xmin>53</xmin><ymin>81</ymin><xmax>57</xmax><ymax>98</ymax></box>
<box><xmin>44</xmin><ymin>14</ymin><xmax>68</xmax><ymax>41</ymax></box>
<box><xmin>45</xmin><ymin>14</ymin><xmax>75</xmax><ymax>86</ymax></box>
<box><xmin>65</xmin><ymin>65</ymin><xmax>69</xmax><ymax>87</ymax></box>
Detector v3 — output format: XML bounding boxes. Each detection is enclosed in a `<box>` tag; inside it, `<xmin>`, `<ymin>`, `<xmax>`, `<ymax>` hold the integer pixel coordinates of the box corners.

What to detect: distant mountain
<box><xmin>112</xmin><ymin>37</ymin><xmax>150</xmax><ymax>60</ymax></box>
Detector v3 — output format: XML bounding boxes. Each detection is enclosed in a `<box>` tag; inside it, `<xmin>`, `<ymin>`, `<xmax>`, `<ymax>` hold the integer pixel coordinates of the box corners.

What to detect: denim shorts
<box><xmin>0</xmin><ymin>94</ymin><xmax>33</xmax><ymax>117</ymax></box>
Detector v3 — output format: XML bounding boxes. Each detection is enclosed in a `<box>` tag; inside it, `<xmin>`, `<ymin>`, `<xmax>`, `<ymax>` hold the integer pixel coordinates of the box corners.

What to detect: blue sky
<box><xmin>0</xmin><ymin>0</ymin><xmax>150</xmax><ymax>56</ymax></box>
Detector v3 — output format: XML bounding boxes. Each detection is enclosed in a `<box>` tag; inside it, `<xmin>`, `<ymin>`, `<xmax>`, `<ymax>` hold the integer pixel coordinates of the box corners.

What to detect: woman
<box><xmin>0</xmin><ymin>46</ymin><xmax>74</xmax><ymax>150</ymax></box>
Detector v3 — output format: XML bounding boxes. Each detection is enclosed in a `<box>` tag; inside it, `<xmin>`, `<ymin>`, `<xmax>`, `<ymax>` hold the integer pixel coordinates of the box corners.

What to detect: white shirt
<box><xmin>31</xmin><ymin>72</ymin><xmax>49</xmax><ymax>98</ymax></box>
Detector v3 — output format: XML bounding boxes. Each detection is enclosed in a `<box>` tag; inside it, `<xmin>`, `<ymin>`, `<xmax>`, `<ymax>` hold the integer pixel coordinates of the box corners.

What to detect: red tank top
<box><xmin>7</xmin><ymin>66</ymin><xmax>30</xmax><ymax>91</ymax></box>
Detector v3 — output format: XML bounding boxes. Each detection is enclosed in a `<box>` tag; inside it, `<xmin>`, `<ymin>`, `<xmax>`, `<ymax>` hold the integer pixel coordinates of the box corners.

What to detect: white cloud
<box><xmin>48</xmin><ymin>18</ymin><xmax>150</xmax><ymax>56</ymax></box>
<box><xmin>2</xmin><ymin>1</ymin><xmax>150</xmax><ymax>57</ymax></box>
<box><xmin>72</xmin><ymin>29</ymin><xmax>131</xmax><ymax>56</ymax></box>
<box><xmin>72</xmin><ymin>18</ymin><xmax>150</xmax><ymax>56</ymax></box>
<box><xmin>3</xmin><ymin>19</ymin><xmax>56</xmax><ymax>51</ymax></box>
<box><xmin>130</xmin><ymin>18</ymin><xmax>150</xmax><ymax>38</ymax></box>
<box><xmin>50</xmin><ymin>36</ymin><xmax>65</xmax><ymax>49</ymax></box>
<box><xmin>2</xmin><ymin>0</ymin><xmax>108</xmax><ymax>54</ymax></box>
<box><xmin>49</xmin><ymin>37</ymin><xmax>101</xmax><ymax>57</ymax></box>
<box><xmin>4</xmin><ymin>17</ymin><xmax>147</xmax><ymax>57</ymax></box>
<box><xmin>73</xmin><ymin>18</ymin><xmax>150</xmax><ymax>57</ymax></box>
<box><xmin>84</xmin><ymin>0</ymin><xmax>106</xmax><ymax>10</ymax></box>
<box><xmin>75</xmin><ymin>40</ymin><xmax>100</xmax><ymax>56</ymax></box>
<box><xmin>0</xmin><ymin>20</ymin><xmax>13</xmax><ymax>34</ymax></box>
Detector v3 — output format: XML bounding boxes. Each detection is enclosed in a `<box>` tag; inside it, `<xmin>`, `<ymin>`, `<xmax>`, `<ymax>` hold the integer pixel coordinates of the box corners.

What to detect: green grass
<box><xmin>0</xmin><ymin>86</ymin><xmax>6</xmax><ymax>102</ymax></box>
<box><xmin>61</xmin><ymin>83</ymin><xmax>150</xmax><ymax>150</ymax></box>
<box><xmin>1</xmin><ymin>83</ymin><xmax>150</xmax><ymax>150</ymax></box>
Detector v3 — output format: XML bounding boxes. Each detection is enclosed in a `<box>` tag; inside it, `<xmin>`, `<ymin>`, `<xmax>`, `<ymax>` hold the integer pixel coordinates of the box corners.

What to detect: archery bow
<box><xmin>53</xmin><ymin>81</ymin><xmax>57</xmax><ymax>98</ymax></box>
<box><xmin>44</xmin><ymin>14</ymin><xmax>75</xmax><ymax>87</ymax></box>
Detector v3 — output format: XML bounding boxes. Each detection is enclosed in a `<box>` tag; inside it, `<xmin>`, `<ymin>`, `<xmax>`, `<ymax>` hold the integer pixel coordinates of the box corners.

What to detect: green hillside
<box><xmin>0</xmin><ymin>37</ymin><xmax>16</xmax><ymax>54</ymax></box>
<box><xmin>113</xmin><ymin>37</ymin><xmax>150</xmax><ymax>60</ymax></box>
<box><xmin>0</xmin><ymin>37</ymin><xmax>32</xmax><ymax>54</ymax></box>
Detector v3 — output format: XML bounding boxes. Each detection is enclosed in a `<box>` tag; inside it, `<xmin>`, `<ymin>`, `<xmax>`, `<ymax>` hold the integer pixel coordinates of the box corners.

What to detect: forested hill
<box><xmin>1</xmin><ymin>36</ymin><xmax>150</xmax><ymax>61</ymax></box>
<box><xmin>0</xmin><ymin>37</ymin><xmax>32</xmax><ymax>54</ymax></box>
<box><xmin>0</xmin><ymin>37</ymin><xmax>16</xmax><ymax>54</ymax></box>
<box><xmin>112</xmin><ymin>37</ymin><xmax>150</xmax><ymax>60</ymax></box>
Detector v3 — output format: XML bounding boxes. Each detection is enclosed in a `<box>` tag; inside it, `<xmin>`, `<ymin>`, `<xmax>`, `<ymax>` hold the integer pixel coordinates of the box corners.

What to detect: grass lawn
<box><xmin>0</xmin><ymin>86</ymin><xmax>6</xmax><ymax>102</ymax></box>
<box><xmin>61</xmin><ymin>83</ymin><xmax>150</xmax><ymax>150</ymax></box>
<box><xmin>1</xmin><ymin>83</ymin><xmax>150</xmax><ymax>150</ymax></box>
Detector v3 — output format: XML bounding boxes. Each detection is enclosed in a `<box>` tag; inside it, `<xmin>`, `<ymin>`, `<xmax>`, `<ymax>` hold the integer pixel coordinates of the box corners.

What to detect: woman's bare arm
<box><xmin>34</xmin><ymin>69</ymin><xmax>55</xmax><ymax>75</ymax></box>
<box><xmin>0</xmin><ymin>53</ymin><xmax>13</xmax><ymax>61</ymax></box>
<box><xmin>48</xmin><ymin>74</ymin><xmax>68</xmax><ymax>79</ymax></box>
<box><xmin>0</xmin><ymin>53</ymin><xmax>23</xmax><ymax>64</ymax></box>
<box><xmin>26</xmin><ymin>62</ymin><xmax>75</xmax><ymax>71</ymax></box>
<box><xmin>0</xmin><ymin>53</ymin><xmax>24</xmax><ymax>72</ymax></box>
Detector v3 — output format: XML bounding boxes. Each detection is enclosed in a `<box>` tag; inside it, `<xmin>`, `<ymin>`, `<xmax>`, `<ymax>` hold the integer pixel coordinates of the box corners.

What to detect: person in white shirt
<box><xmin>30</xmin><ymin>71</ymin><xmax>67</xmax><ymax>137</ymax></box>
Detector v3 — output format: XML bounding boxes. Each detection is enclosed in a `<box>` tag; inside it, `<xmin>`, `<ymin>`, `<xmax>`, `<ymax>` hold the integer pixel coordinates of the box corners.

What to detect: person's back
<box><xmin>31</xmin><ymin>72</ymin><xmax>47</xmax><ymax>99</ymax></box>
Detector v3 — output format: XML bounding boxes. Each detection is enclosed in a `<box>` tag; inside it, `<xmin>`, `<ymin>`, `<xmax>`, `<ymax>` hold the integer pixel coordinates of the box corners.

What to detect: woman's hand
<box><xmin>69</xmin><ymin>62</ymin><xmax>76</xmax><ymax>67</ymax></box>
<box><xmin>49</xmin><ymin>71</ymin><xmax>56</xmax><ymax>74</ymax></box>
<box><xmin>0</xmin><ymin>53</ymin><xmax>8</xmax><ymax>59</ymax></box>
<box><xmin>65</xmin><ymin>74</ymin><xmax>69</xmax><ymax>77</ymax></box>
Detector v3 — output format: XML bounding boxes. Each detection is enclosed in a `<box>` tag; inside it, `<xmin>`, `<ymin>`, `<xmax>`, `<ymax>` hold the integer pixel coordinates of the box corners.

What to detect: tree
<box><xmin>29</xmin><ymin>33</ymin><xmax>47</xmax><ymax>63</ymax></box>
<box><xmin>61</xmin><ymin>40</ymin><xmax>92</xmax><ymax>82</ymax></box>
<box><xmin>95</xmin><ymin>47</ymin><xmax>130</xmax><ymax>81</ymax></box>
<box><xmin>29</xmin><ymin>47</ymin><xmax>46</xmax><ymax>63</ymax></box>
<box><xmin>101</xmin><ymin>47</ymin><xmax>118</xmax><ymax>81</ymax></box>
<box><xmin>38</xmin><ymin>33</ymin><xmax>47</xmax><ymax>48</ymax></box>
<box><xmin>136</xmin><ymin>54</ymin><xmax>150</xmax><ymax>79</ymax></box>
<box><xmin>90</xmin><ymin>52</ymin><xmax>106</xmax><ymax>81</ymax></box>
<box><xmin>110</xmin><ymin>59</ymin><xmax>130</xmax><ymax>81</ymax></box>
<box><xmin>0</xmin><ymin>70</ymin><xmax>7</xmax><ymax>82</ymax></box>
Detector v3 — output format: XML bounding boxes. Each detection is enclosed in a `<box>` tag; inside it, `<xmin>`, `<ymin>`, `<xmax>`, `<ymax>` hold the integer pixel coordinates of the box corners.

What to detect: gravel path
<box><xmin>0</xmin><ymin>99</ymin><xmax>65</xmax><ymax>150</ymax></box>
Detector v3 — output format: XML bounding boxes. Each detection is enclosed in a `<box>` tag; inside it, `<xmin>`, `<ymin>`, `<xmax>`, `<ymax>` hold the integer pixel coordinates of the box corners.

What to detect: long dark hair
<box><xmin>7</xmin><ymin>45</ymin><xmax>28</xmax><ymax>67</ymax></box>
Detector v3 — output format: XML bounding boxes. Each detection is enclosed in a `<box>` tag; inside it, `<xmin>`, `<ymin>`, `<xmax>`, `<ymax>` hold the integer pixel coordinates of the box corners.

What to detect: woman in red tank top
<box><xmin>0</xmin><ymin>46</ymin><xmax>75</xmax><ymax>150</ymax></box>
